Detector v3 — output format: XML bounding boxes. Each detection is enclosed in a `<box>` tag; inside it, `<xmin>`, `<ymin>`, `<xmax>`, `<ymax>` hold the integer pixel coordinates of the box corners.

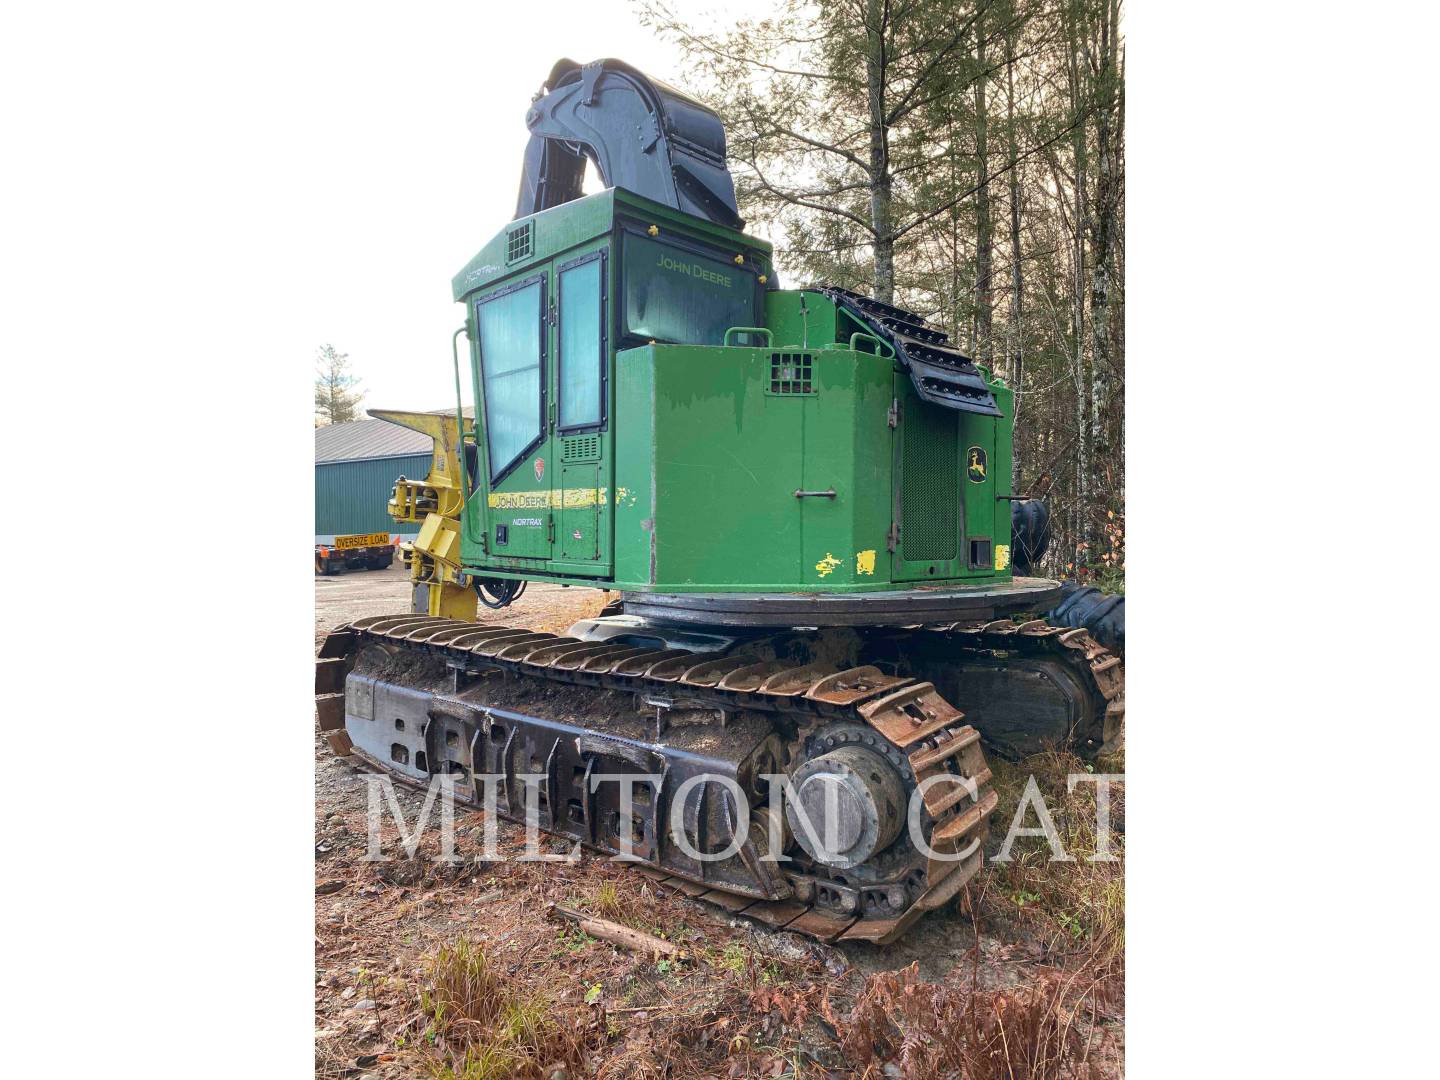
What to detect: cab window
<box><xmin>623</xmin><ymin>232</ymin><xmax>756</xmax><ymax>345</ymax></box>
<box><xmin>558</xmin><ymin>256</ymin><xmax>604</xmax><ymax>430</ymax></box>
<box><xmin>476</xmin><ymin>278</ymin><xmax>544</xmax><ymax>482</ymax></box>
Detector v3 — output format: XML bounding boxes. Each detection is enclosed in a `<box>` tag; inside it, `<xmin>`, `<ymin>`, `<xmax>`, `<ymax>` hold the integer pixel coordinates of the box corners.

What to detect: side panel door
<box><xmin>475</xmin><ymin>273</ymin><xmax>553</xmax><ymax>562</ymax></box>
<box><xmin>893</xmin><ymin>377</ymin><xmax>964</xmax><ymax>581</ymax></box>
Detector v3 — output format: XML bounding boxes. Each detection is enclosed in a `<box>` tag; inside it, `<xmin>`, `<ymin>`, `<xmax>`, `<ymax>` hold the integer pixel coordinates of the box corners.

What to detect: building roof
<box><xmin>315</xmin><ymin>408</ymin><xmax>475</xmax><ymax>464</ymax></box>
<box><xmin>315</xmin><ymin>417</ymin><xmax>432</xmax><ymax>464</ymax></box>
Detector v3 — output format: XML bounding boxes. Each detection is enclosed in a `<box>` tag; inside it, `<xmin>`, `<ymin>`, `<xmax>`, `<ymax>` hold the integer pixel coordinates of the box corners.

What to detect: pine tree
<box><xmin>313</xmin><ymin>344</ymin><xmax>362</xmax><ymax>426</ymax></box>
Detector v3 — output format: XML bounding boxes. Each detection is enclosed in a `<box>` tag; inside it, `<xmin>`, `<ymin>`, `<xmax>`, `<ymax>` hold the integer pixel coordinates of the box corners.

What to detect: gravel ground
<box><xmin>314</xmin><ymin>560</ymin><xmax>608</xmax><ymax>646</ymax></box>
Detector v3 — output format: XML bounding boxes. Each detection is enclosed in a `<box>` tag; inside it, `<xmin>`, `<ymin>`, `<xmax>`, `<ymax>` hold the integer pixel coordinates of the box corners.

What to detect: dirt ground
<box><xmin>315</xmin><ymin>564</ymin><xmax>1123</xmax><ymax>1078</ymax></box>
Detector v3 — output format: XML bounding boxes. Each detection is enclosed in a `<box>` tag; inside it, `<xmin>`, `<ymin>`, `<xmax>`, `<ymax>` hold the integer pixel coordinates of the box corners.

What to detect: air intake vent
<box><xmin>901</xmin><ymin>404</ymin><xmax>959</xmax><ymax>561</ymax></box>
<box><xmin>561</xmin><ymin>434</ymin><xmax>600</xmax><ymax>463</ymax></box>
<box><xmin>768</xmin><ymin>353</ymin><xmax>813</xmax><ymax>395</ymax></box>
<box><xmin>506</xmin><ymin>223</ymin><xmax>533</xmax><ymax>264</ymax></box>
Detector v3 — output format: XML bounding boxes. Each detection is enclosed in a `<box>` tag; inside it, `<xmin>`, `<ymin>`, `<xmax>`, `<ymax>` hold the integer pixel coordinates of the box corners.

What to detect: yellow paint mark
<box><xmin>855</xmin><ymin>549</ymin><xmax>877</xmax><ymax>576</ymax></box>
<box><xmin>994</xmin><ymin>544</ymin><xmax>1011</xmax><ymax>571</ymax></box>
<box><xmin>815</xmin><ymin>552</ymin><xmax>842</xmax><ymax>577</ymax></box>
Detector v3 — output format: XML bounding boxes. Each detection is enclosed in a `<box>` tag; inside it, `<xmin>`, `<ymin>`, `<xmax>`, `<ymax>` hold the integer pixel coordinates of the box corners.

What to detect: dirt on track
<box><xmin>314</xmin><ymin>565</ymin><xmax>1123</xmax><ymax>1078</ymax></box>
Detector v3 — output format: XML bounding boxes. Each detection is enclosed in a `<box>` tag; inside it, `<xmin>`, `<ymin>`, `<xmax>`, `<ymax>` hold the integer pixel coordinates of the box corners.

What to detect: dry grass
<box><xmin>590</xmin><ymin>880</ymin><xmax>623</xmax><ymax>921</ymax></box>
<box><xmin>316</xmin><ymin>734</ymin><xmax>1124</xmax><ymax>1078</ymax></box>
<box><xmin>982</xmin><ymin>749</ymin><xmax>1126</xmax><ymax>986</ymax></box>
<box><xmin>822</xmin><ymin>961</ymin><xmax>1107</xmax><ymax>1080</ymax></box>
<box><xmin>409</xmin><ymin>936</ymin><xmax>597</xmax><ymax>1079</ymax></box>
<box><xmin>394</xmin><ymin>923</ymin><xmax>831</xmax><ymax>1080</ymax></box>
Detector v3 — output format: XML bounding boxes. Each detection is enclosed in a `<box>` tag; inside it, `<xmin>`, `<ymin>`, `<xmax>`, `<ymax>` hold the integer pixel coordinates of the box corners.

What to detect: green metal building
<box><xmin>314</xmin><ymin>417</ymin><xmax>432</xmax><ymax>544</ymax></box>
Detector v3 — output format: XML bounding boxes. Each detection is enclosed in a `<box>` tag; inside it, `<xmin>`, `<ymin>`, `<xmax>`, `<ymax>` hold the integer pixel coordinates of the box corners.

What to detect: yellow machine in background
<box><xmin>369</xmin><ymin>409</ymin><xmax>477</xmax><ymax>622</ymax></box>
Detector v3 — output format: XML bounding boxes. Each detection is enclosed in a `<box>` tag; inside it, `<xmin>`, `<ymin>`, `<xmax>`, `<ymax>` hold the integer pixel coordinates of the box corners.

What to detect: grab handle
<box><xmin>723</xmin><ymin>326</ymin><xmax>773</xmax><ymax>347</ymax></box>
<box><xmin>848</xmin><ymin>331</ymin><xmax>895</xmax><ymax>359</ymax></box>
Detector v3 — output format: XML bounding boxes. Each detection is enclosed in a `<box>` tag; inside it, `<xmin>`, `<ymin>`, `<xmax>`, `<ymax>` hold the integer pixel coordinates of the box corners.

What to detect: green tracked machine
<box><xmin>316</xmin><ymin>59</ymin><xmax>1124</xmax><ymax>944</ymax></box>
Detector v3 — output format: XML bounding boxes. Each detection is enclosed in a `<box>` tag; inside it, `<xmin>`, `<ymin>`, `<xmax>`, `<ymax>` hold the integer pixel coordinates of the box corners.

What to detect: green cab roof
<box><xmin>451</xmin><ymin>187</ymin><xmax>773</xmax><ymax>303</ymax></box>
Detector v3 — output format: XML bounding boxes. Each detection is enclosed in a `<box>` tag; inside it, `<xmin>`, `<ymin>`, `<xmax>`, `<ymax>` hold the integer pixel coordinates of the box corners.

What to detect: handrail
<box><xmin>723</xmin><ymin>326</ymin><xmax>773</xmax><ymax>347</ymax></box>
<box><xmin>451</xmin><ymin>325</ymin><xmax>470</xmax><ymax>497</ymax></box>
<box><xmin>848</xmin><ymin>331</ymin><xmax>895</xmax><ymax>359</ymax></box>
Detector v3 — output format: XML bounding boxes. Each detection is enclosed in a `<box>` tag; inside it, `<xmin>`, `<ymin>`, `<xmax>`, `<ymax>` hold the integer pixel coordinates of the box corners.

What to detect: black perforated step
<box><xmin>817</xmin><ymin>286</ymin><xmax>1003</xmax><ymax>417</ymax></box>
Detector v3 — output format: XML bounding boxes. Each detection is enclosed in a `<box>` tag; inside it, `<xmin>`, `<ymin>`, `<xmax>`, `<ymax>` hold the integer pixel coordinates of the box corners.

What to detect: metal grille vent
<box><xmin>901</xmin><ymin>403</ymin><xmax>959</xmax><ymax>561</ymax></box>
<box><xmin>562</xmin><ymin>434</ymin><xmax>600</xmax><ymax>463</ymax></box>
<box><xmin>506</xmin><ymin>223</ymin><xmax>533</xmax><ymax>264</ymax></box>
<box><xmin>769</xmin><ymin>353</ymin><xmax>814</xmax><ymax>394</ymax></box>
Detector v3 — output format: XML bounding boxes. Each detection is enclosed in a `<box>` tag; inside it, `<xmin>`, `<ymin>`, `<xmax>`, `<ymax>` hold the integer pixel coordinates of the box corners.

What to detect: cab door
<box><xmin>551</xmin><ymin>250</ymin><xmax>611</xmax><ymax>575</ymax></box>
<box><xmin>474</xmin><ymin>273</ymin><xmax>554</xmax><ymax>561</ymax></box>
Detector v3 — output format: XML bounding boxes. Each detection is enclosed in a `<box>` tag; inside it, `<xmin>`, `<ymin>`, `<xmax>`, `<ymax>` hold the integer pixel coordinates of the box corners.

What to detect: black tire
<box><xmin>1047</xmin><ymin>581</ymin><xmax>1124</xmax><ymax>655</ymax></box>
<box><xmin>1010</xmin><ymin>499</ymin><xmax>1051</xmax><ymax>574</ymax></box>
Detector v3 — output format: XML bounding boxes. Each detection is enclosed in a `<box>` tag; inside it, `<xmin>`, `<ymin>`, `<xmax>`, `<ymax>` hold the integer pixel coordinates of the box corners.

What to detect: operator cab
<box><xmin>453</xmin><ymin>187</ymin><xmax>776</xmax><ymax>582</ymax></box>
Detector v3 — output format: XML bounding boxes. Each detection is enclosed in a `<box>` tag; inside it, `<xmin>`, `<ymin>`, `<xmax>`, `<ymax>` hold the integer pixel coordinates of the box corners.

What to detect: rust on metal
<box><xmin>547</xmin><ymin>643</ymin><xmax>635</xmax><ymax>670</ymax></box>
<box><xmin>740</xmin><ymin>900</ymin><xmax>810</xmax><ymax>928</ymax></box>
<box><xmin>404</xmin><ymin>620</ymin><xmax>472</xmax><ymax>641</ymax></box>
<box><xmin>716</xmin><ymin>661</ymin><xmax>787</xmax><ymax>692</ymax></box>
<box><xmin>644</xmin><ymin>654</ymin><xmax>697</xmax><ymax>681</ymax></box>
<box><xmin>678</xmin><ymin>655</ymin><xmax>755</xmax><ymax>687</ymax></box>
<box><xmin>315</xmin><ymin>692</ymin><xmax>345</xmax><ymax>732</ymax></box>
<box><xmin>805</xmin><ymin>666</ymin><xmax>912</xmax><ymax>707</ymax></box>
<box><xmin>314</xmin><ymin>657</ymin><xmax>346</xmax><ymax>695</ymax></box>
<box><xmin>472</xmin><ymin>631</ymin><xmax>549</xmax><ymax>657</ymax></box>
<box><xmin>522</xmin><ymin>640</ymin><xmax>610</xmax><ymax>667</ymax></box>
<box><xmin>576</xmin><ymin>645</ymin><xmax>655</xmax><ymax>672</ymax></box>
<box><xmin>698</xmin><ymin>889</ymin><xmax>755</xmax><ymax>913</ymax></box>
<box><xmin>785</xmin><ymin>910</ymin><xmax>857</xmax><ymax>943</ymax></box>
<box><xmin>757</xmin><ymin>663</ymin><xmax>836</xmax><ymax>697</ymax></box>
<box><xmin>908</xmin><ymin>726</ymin><xmax>982</xmax><ymax>772</ymax></box>
<box><xmin>924</xmin><ymin>768</ymin><xmax>993</xmax><ymax>816</ymax></box>
<box><xmin>610</xmin><ymin>649</ymin><xmax>689</xmax><ymax>675</ymax></box>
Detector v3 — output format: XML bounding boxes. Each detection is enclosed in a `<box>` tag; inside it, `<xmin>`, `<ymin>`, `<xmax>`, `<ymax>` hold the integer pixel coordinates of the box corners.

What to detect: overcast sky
<box><xmin>291</xmin><ymin>1</ymin><xmax>774</xmax><ymax>415</ymax></box>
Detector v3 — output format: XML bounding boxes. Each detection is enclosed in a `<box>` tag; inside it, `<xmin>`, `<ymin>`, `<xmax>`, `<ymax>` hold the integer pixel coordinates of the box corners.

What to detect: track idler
<box><xmin>787</xmin><ymin>744</ymin><xmax>907</xmax><ymax>869</ymax></box>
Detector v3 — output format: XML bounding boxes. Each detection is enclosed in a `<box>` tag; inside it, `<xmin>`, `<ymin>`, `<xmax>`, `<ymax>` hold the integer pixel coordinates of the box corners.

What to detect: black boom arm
<box><xmin>516</xmin><ymin>58</ymin><xmax>744</xmax><ymax>230</ymax></box>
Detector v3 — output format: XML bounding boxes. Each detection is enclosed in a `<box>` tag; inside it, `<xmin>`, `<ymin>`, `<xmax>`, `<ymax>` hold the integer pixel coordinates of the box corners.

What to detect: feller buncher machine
<box><xmin>316</xmin><ymin>59</ymin><xmax>1124</xmax><ymax>944</ymax></box>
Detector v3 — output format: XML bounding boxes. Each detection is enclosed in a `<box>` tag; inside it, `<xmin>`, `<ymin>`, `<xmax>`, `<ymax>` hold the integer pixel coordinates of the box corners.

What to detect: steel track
<box><xmin>316</xmin><ymin>615</ymin><xmax>1124</xmax><ymax>944</ymax></box>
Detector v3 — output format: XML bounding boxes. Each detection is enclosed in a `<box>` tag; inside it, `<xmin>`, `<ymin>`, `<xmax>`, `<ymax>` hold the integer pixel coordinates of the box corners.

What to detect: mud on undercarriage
<box><xmin>315</xmin><ymin>613</ymin><xmax>1123</xmax><ymax>944</ymax></box>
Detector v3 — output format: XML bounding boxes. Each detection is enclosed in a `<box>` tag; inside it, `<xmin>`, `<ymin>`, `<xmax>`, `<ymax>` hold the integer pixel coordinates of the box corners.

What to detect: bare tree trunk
<box><xmin>1065</xmin><ymin>1</ymin><xmax>1089</xmax><ymax>552</ymax></box>
<box><xmin>865</xmin><ymin>0</ymin><xmax>894</xmax><ymax>304</ymax></box>
<box><xmin>1005</xmin><ymin>16</ymin><xmax>1025</xmax><ymax>487</ymax></box>
<box><xmin>951</xmin><ymin>128</ymin><xmax>964</xmax><ymax>335</ymax></box>
<box><xmin>972</xmin><ymin>11</ymin><xmax>993</xmax><ymax>366</ymax></box>
<box><xmin>1088</xmin><ymin>0</ymin><xmax>1121</xmax><ymax>506</ymax></box>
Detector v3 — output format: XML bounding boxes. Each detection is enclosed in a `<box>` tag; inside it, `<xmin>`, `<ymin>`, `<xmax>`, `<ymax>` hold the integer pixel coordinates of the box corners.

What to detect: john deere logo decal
<box><xmin>967</xmin><ymin>447</ymin><xmax>988</xmax><ymax>483</ymax></box>
<box><xmin>534</xmin><ymin>457</ymin><xmax>545</xmax><ymax>482</ymax></box>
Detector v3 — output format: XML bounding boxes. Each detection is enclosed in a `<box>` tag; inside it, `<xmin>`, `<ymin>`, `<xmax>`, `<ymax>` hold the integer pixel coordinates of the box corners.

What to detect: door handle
<box><xmin>793</xmin><ymin>488</ymin><xmax>837</xmax><ymax>499</ymax></box>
